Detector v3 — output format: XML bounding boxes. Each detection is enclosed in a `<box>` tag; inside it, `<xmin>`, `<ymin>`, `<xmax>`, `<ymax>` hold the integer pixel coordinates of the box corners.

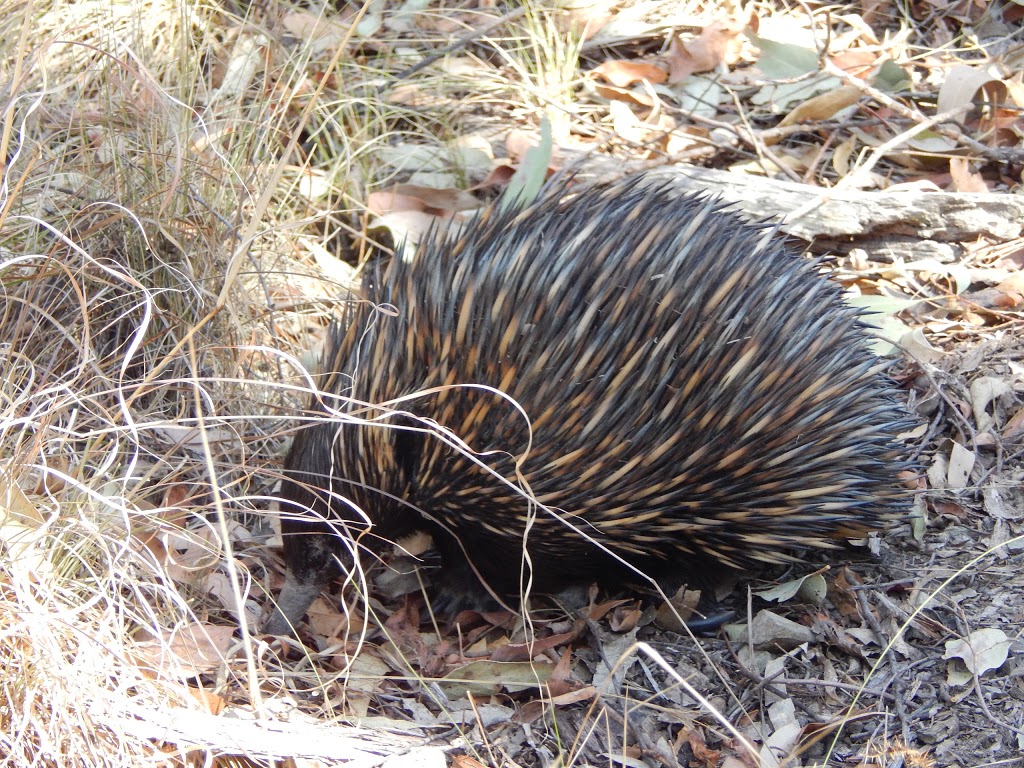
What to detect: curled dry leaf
<box><xmin>478</xmin><ymin>163</ymin><xmax>517</xmax><ymax>190</ymax></box>
<box><xmin>937</xmin><ymin>65</ymin><xmax>1009</xmax><ymax>125</ymax></box>
<box><xmin>668</xmin><ymin>19</ymin><xmax>747</xmax><ymax>83</ymax></box>
<box><xmin>591</xmin><ymin>59</ymin><xmax>667</xmax><ymax>88</ymax></box>
<box><xmin>948</xmin><ymin>157</ymin><xmax>989</xmax><ymax>192</ymax></box>
<box><xmin>969</xmin><ymin>376</ymin><xmax>1012</xmax><ymax>433</ymax></box>
<box><xmin>913</xmin><ymin>65</ymin><xmax>1011</xmax><ymax>152</ymax></box>
<box><xmin>608</xmin><ymin>602</ymin><xmax>643</xmax><ymax>632</ymax></box>
<box><xmin>592</xmin><ymin>80</ymin><xmax>658</xmax><ymax>107</ymax></box>
<box><xmin>452</xmin><ymin>756</ymin><xmax>490</xmax><ymax>768</ymax></box>
<box><xmin>587</xmin><ymin>598</ymin><xmax>631</xmax><ymax>621</ymax></box>
<box><xmin>654</xmin><ymin>587</ymin><xmax>702</xmax><ymax>632</ymax></box>
<box><xmin>994</xmin><ymin>273</ymin><xmax>1024</xmax><ymax>307</ymax></box>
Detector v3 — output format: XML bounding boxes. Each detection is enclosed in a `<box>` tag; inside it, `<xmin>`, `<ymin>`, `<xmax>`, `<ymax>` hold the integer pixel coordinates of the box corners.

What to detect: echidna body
<box><xmin>266</xmin><ymin>176</ymin><xmax>910</xmax><ymax>633</ymax></box>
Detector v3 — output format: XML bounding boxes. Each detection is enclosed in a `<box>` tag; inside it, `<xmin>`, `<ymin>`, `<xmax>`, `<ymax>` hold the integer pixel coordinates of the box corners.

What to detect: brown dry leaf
<box><xmin>949</xmin><ymin>157</ymin><xmax>989</xmax><ymax>192</ymax></box>
<box><xmin>933</xmin><ymin>499</ymin><xmax>969</xmax><ymax>522</ymax></box>
<box><xmin>515</xmin><ymin>699</ymin><xmax>548</xmax><ymax>724</ymax></box>
<box><xmin>608</xmin><ymin>602</ymin><xmax>642</xmax><ymax>632</ymax></box>
<box><xmin>1004</xmin><ymin>71</ymin><xmax>1024</xmax><ymax>109</ymax></box>
<box><xmin>383</xmin><ymin>599</ymin><xmax>424</xmax><ymax>644</ymax></box>
<box><xmin>161</xmin><ymin>525</ymin><xmax>220</xmax><ymax>585</ymax></box>
<box><xmin>549</xmin><ymin>685</ymin><xmax>597</xmax><ymax>706</ymax></box>
<box><xmin>32</xmin><ymin>455</ymin><xmax>71</xmax><ymax>495</ymax></box>
<box><xmin>281</xmin><ymin>11</ymin><xmax>353</xmax><ymax>55</ymax></box>
<box><xmin>133</xmin><ymin>529</ymin><xmax>169</xmax><ymax>570</ymax></box>
<box><xmin>920</xmin><ymin>0</ymin><xmax>988</xmax><ymax>24</ymax></box>
<box><xmin>337</xmin><ymin>652</ymin><xmax>390</xmax><ymax>696</ymax></box>
<box><xmin>988</xmin><ymin>114</ymin><xmax>1022</xmax><ymax>148</ymax></box>
<box><xmin>687</xmin><ymin>729</ymin><xmax>723</xmax><ymax>764</ymax></box>
<box><xmin>506</xmin><ymin>129</ymin><xmax>541</xmax><ymax>161</ymax></box>
<box><xmin>654</xmin><ymin>586</ymin><xmax>702</xmax><ymax>632</ymax></box>
<box><xmin>1003</xmin><ymin>406</ymin><xmax>1024</xmax><ymax>440</ymax></box>
<box><xmin>411</xmin><ymin>9</ymin><xmax>497</xmax><ymax>35</ymax></box>
<box><xmin>504</xmin><ymin>128</ymin><xmax>562</xmax><ymax>171</ymax></box>
<box><xmin>829</xmin><ymin>567</ymin><xmax>865</xmax><ymax>622</ymax></box>
<box><xmin>170</xmin><ymin>623</ymin><xmax>235</xmax><ymax>674</ymax></box>
<box><xmin>546</xmin><ymin>646</ymin><xmax>576</xmax><ymax>697</ymax></box>
<box><xmin>367</xmin><ymin>184</ymin><xmax>479</xmax><ymax>217</ymax></box>
<box><xmin>562</xmin><ymin>0</ymin><xmax>619</xmax><ymax>40</ymax></box>
<box><xmin>667</xmin><ymin>20</ymin><xmax>746</xmax><ymax>83</ymax></box>
<box><xmin>477</xmin><ymin>609</ymin><xmax>519</xmax><ymax>631</ymax></box>
<box><xmin>387</xmin><ymin>83</ymin><xmax>433</xmax><ymax>107</ymax></box>
<box><xmin>187</xmin><ymin>686</ymin><xmax>226</xmax><ymax>715</ymax></box>
<box><xmin>477</xmin><ymin>163</ymin><xmax>518</xmax><ymax>190</ymax></box>
<box><xmin>587</xmin><ymin>597</ymin><xmax>631</xmax><ymax>621</ymax></box>
<box><xmin>0</xmin><ymin>474</ymin><xmax>46</xmax><ymax>526</ymax></box>
<box><xmin>779</xmin><ymin>85</ymin><xmax>862</xmax><ymax>126</ymax></box>
<box><xmin>860</xmin><ymin>0</ymin><xmax>897</xmax><ymax>25</ymax></box>
<box><xmin>307</xmin><ymin>595</ymin><xmax>361</xmax><ymax>639</ymax></box>
<box><xmin>476</xmin><ymin>133</ymin><xmax>561</xmax><ymax>189</ymax></box>
<box><xmin>393</xmin><ymin>184</ymin><xmax>480</xmax><ymax>212</ymax></box>
<box><xmin>162</xmin><ymin>483</ymin><xmax>191</xmax><ymax>510</ymax></box>
<box><xmin>591</xmin><ymin>59</ymin><xmax>667</xmax><ymax>88</ymax></box>
<box><xmin>962</xmin><ymin>279</ymin><xmax>1024</xmax><ymax>310</ymax></box>
<box><xmin>372</xmin><ymin>210</ymin><xmax>452</xmax><ymax>247</ymax></box>
<box><xmin>135</xmin><ymin>622</ymin><xmax>235</xmax><ymax>679</ymax></box>
<box><xmin>592</xmin><ymin>81</ymin><xmax>657</xmax><ymax>107</ymax></box>
<box><xmin>830</xmin><ymin>49</ymin><xmax>878</xmax><ymax>78</ymax></box>
<box><xmin>490</xmin><ymin>620</ymin><xmax>586</xmax><ymax>662</ymax></box>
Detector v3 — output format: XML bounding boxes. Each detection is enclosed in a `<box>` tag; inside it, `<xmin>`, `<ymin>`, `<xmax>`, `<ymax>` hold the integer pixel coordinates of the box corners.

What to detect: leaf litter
<box><xmin>3</xmin><ymin>0</ymin><xmax>1024</xmax><ymax>765</ymax></box>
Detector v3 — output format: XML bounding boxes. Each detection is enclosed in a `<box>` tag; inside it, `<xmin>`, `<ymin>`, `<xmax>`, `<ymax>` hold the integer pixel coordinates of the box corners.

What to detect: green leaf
<box><xmin>499</xmin><ymin>117</ymin><xmax>553</xmax><ymax>213</ymax></box>
<box><xmin>750</xmin><ymin>34</ymin><xmax>819</xmax><ymax>79</ymax></box>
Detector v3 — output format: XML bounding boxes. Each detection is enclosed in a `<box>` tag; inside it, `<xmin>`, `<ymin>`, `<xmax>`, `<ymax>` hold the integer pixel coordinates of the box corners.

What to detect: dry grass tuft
<box><xmin>0</xmin><ymin>0</ymin><xmax>430</xmax><ymax>763</ymax></box>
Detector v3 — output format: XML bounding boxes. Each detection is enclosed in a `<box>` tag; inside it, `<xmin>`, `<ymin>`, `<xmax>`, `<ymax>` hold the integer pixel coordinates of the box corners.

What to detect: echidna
<box><xmin>264</xmin><ymin>175</ymin><xmax>911</xmax><ymax>634</ymax></box>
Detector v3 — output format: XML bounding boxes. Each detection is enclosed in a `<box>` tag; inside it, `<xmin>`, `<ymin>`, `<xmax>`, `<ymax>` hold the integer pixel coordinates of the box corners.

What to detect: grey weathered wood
<box><xmin>650</xmin><ymin>165</ymin><xmax>1023</xmax><ymax>241</ymax></box>
<box><xmin>571</xmin><ymin>161</ymin><xmax>1024</xmax><ymax>263</ymax></box>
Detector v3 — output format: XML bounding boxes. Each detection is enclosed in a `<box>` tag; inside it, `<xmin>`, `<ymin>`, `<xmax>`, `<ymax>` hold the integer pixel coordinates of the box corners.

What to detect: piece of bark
<box><xmin>571</xmin><ymin>160</ymin><xmax>1023</xmax><ymax>263</ymax></box>
<box><xmin>648</xmin><ymin>166</ymin><xmax>1024</xmax><ymax>240</ymax></box>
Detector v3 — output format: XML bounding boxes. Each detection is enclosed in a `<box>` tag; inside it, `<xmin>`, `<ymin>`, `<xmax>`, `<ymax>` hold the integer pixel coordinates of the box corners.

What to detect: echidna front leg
<box><xmin>263</xmin><ymin>571</ymin><xmax>329</xmax><ymax>635</ymax></box>
<box><xmin>263</xmin><ymin>517</ymin><xmax>345</xmax><ymax>635</ymax></box>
